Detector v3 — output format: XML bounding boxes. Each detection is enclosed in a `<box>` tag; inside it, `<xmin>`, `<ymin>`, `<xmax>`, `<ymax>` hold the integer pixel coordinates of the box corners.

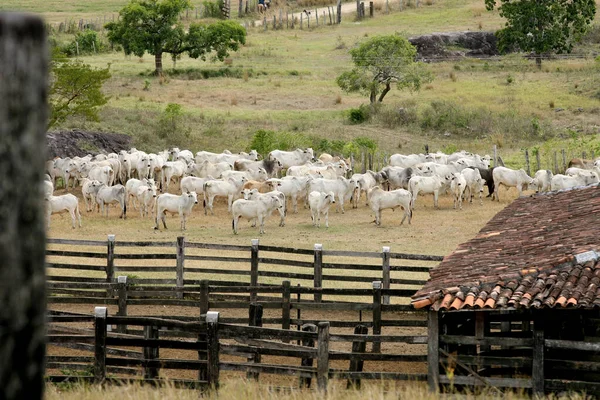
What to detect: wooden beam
<box><xmin>427</xmin><ymin>310</ymin><xmax>439</xmax><ymax>392</ymax></box>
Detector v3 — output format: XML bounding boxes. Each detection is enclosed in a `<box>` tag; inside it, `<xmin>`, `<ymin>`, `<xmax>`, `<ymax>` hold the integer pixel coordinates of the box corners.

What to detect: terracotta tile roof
<box><xmin>412</xmin><ymin>184</ymin><xmax>600</xmax><ymax>310</ymax></box>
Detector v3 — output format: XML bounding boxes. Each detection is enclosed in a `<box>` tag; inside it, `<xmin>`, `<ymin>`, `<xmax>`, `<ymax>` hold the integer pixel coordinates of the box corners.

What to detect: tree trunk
<box><xmin>535</xmin><ymin>54</ymin><xmax>542</xmax><ymax>69</ymax></box>
<box><xmin>378</xmin><ymin>83</ymin><xmax>391</xmax><ymax>103</ymax></box>
<box><xmin>369</xmin><ymin>90</ymin><xmax>377</xmax><ymax>104</ymax></box>
<box><xmin>154</xmin><ymin>51</ymin><xmax>163</xmax><ymax>76</ymax></box>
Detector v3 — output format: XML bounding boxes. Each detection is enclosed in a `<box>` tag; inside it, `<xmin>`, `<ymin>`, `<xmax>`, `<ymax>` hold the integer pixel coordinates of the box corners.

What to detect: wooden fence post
<box><xmin>368</xmin><ymin>152</ymin><xmax>373</xmax><ymax>171</ymax></box>
<box><xmin>372</xmin><ymin>281</ymin><xmax>382</xmax><ymax>353</ymax></box>
<box><xmin>94</xmin><ymin>306</ymin><xmax>108</xmax><ymax>383</ymax></box>
<box><xmin>535</xmin><ymin>150</ymin><xmax>541</xmax><ymax>172</ymax></box>
<box><xmin>206</xmin><ymin>311</ymin><xmax>220</xmax><ymax>390</ymax></box>
<box><xmin>250</xmin><ymin>239</ymin><xmax>259</xmax><ymax>302</ymax></box>
<box><xmin>238</xmin><ymin>0</ymin><xmax>243</xmax><ymax>17</ymax></box>
<box><xmin>337</xmin><ymin>0</ymin><xmax>342</xmax><ymax>23</ymax></box>
<box><xmin>381</xmin><ymin>247</ymin><xmax>391</xmax><ymax>305</ymax></box>
<box><xmin>561</xmin><ymin>149</ymin><xmax>567</xmax><ymax>172</ymax></box>
<box><xmin>315</xmin><ymin>9</ymin><xmax>319</xmax><ymax>25</ymax></box>
<box><xmin>582</xmin><ymin>151</ymin><xmax>587</xmax><ymax>160</ymax></box>
<box><xmin>346</xmin><ymin>324</ymin><xmax>368</xmax><ymax>389</ymax></box>
<box><xmin>300</xmin><ymin>13</ymin><xmax>303</xmax><ymax>29</ymax></box>
<box><xmin>427</xmin><ymin>310</ymin><xmax>439</xmax><ymax>392</ymax></box>
<box><xmin>493</xmin><ymin>144</ymin><xmax>497</xmax><ymax>168</ymax></box>
<box><xmin>524</xmin><ymin>149</ymin><xmax>531</xmax><ymax>177</ymax></box>
<box><xmin>314</xmin><ymin>244</ymin><xmax>323</xmax><ymax>303</ymax></box>
<box><xmin>317</xmin><ymin>322</ymin><xmax>330</xmax><ymax>392</ymax></box>
<box><xmin>282</xmin><ymin>280</ymin><xmax>291</xmax><ymax>340</ymax></box>
<box><xmin>143</xmin><ymin>325</ymin><xmax>159</xmax><ymax>380</ymax></box>
<box><xmin>117</xmin><ymin>276</ymin><xmax>128</xmax><ymax>333</ymax></box>
<box><xmin>532</xmin><ymin>317</ymin><xmax>545</xmax><ymax>396</ymax></box>
<box><xmin>107</xmin><ymin>234</ymin><xmax>115</xmax><ymax>291</ymax></box>
<box><xmin>176</xmin><ymin>236</ymin><xmax>185</xmax><ymax>299</ymax></box>
<box><xmin>247</xmin><ymin>303</ymin><xmax>263</xmax><ymax>380</ymax></box>
<box><xmin>361</xmin><ymin>152</ymin><xmax>366</xmax><ymax>174</ymax></box>
<box><xmin>369</xmin><ymin>1</ymin><xmax>373</xmax><ymax>16</ymax></box>
<box><xmin>553</xmin><ymin>151</ymin><xmax>558</xmax><ymax>174</ymax></box>
<box><xmin>0</xmin><ymin>16</ymin><xmax>48</xmax><ymax>398</ymax></box>
<box><xmin>198</xmin><ymin>279</ymin><xmax>209</xmax><ymax>381</ymax></box>
<box><xmin>299</xmin><ymin>323</ymin><xmax>317</xmax><ymax>388</ymax></box>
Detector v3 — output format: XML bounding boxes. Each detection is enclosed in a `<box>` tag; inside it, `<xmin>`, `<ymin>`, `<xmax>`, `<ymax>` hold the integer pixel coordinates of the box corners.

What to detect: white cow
<box><xmin>135</xmin><ymin>183</ymin><xmax>158</xmax><ymax>218</ymax></box>
<box><xmin>231</xmin><ymin>196</ymin><xmax>283</xmax><ymax>235</ymax></box>
<box><xmin>189</xmin><ymin>160</ymin><xmax>233</xmax><ymax>179</ymax></box>
<box><xmin>408</xmin><ymin>175</ymin><xmax>450</xmax><ymax>209</ymax></box>
<box><xmin>125</xmin><ymin>178</ymin><xmax>155</xmax><ymax>210</ymax></box>
<box><xmin>368</xmin><ymin>187</ymin><xmax>412</xmax><ymax>226</ymax></box>
<box><xmin>450</xmin><ymin>172</ymin><xmax>467</xmax><ymax>210</ymax></box>
<box><xmin>162</xmin><ymin>160</ymin><xmax>187</xmax><ymax>192</ymax></box>
<box><xmin>96</xmin><ymin>184</ymin><xmax>127</xmax><ymax>218</ymax></box>
<box><xmin>221</xmin><ymin>168</ymin><xmax>269</xmax><ymax>182</ymax></box>
<box><xmin>43</xmin><ymin>175</ymin><xmax>54</xmax><ymax>198</ymax></box>
<box><xmin>308</xmin><ymin>191</ymin><xmax>335</xmax><ymax>228</ymax></box>
<box><xmin>203</xmin><ymin>176</ymin><xmax>248</xmax><ymax>215</ymax></box>
<box><xmin>532</xmin><ymin>170</ymin><xmax>553</xmax><ymax>193</ymax></box>
<box><xmin>551</xmin><ymin>173</ymin><xmax>599</xmax><ymax>191</ymax></box>
<box><xmin>136</xmin><ymin>154</ymin><xmax>152</xmax><ymax>180</ymax></box>
<box><xmin>46</xmin><ymin>193</ymin><xmax>82</xmax><ymax>229</ymax></box>
<box><xmin>154</xmin><ymin>191</ymin><xmax>198</xmax><ymax>231</ymax></box>
<box><xmin>88</xmin><ymin>165</ymin><xmax>113</xmax><ymax>186</ymax></box>
<box><xmin>389</xmin><ymin>154</ymin><xmax>425</xmax><ymax>168</ymax></box>
<box><xmin>243</xmin><ymin>188</ymin><xmax>286</xmax><ymax>227</ymax></box>
<box><xmin>565</xmin><ymin>167</ymin><xmax>599</xmax><ymax>181</ymax></box>
<box><xmin>460</xmin><ymin>168</ymin><xmax>485</xmax><ymax>205</ymax></box>
<box><xmin>491</xmin><ymin>167</ymin><xmax>534</xmax><ymax>201</ymax></box>
<box><xmin>350</xmin><ymin>171</ymin><xmax>382</xmax><ymax>208</ymax></box>
<box><xmin>267</xmin><ymin>148</ymin><xmax>315</xmax><ymax>169</ymax></box>
<box><xmin>180</xmin><ymin>176</ymin><xmax>214</xmax><ymax>197</ymax></box>
<box><xmin>307</xmin><ymin>177</ymin><xmax>357</xmax><ymax>214</ymax></box>
<box><xmin>81</xmin><ymin>178</ymin><xmax>102</xmax><ymax>212</ymax></box>
<box><xmin>265</xmin><ymin>176</ymin><xmax>312</xmax><ymax>214</ymax></box>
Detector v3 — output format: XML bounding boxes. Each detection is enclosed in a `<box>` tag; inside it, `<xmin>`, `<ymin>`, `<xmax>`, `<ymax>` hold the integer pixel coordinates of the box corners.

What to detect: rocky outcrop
<box><xmin>409</xmin><ymin>31</ymin><xmax>498</xmax><ymax>61</ymax></box>
<box><xmin>47</xmin><ymin>130</ymin><xmax>131</xmax><ymax>158</ymax></box>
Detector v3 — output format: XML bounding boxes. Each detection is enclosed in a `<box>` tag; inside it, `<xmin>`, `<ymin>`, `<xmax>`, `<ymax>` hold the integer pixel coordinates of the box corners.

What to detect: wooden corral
<box><xmin>412</xmin><ymin>184</ymin><xmax>600</xmax><ymax>396</ymax></box>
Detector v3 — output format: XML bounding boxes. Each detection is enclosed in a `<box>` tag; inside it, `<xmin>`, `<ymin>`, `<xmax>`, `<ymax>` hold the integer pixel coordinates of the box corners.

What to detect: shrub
<box><xmin>62</xmin><ymin>30</ymin><xmax>105</xmax><ymax>56</ymax></box>
<box><xmin>203</xmin><ymin>0</ymin><xmax>225</xmax><ymax>18</ymax></box>
<box><xmin>155</xmin><ymin>103</ymin><xmax>191</xmax><ymax>147</ymax></box>
<box><xmin>373</xmin><ymin>102</ymin><xmax>418</xmax><ymax>128</ymax></box>
<box><xmin>346</xmin><ymin>104</ymin><xmax>372</xmax><ymax>124</ymax></box>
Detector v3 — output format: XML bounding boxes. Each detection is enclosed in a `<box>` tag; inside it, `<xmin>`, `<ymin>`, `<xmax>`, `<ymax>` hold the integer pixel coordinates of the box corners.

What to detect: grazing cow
<box><xmin>81</xmin><ymin>178</ymin><xmax>102</xmax><ymax>212</ymax></box>
<box><xmin>308</xmin><ymin>191</ymin><xmax>335</xmax><ymax>228</ymax></box>
<box><xmin>450</xmin><ymin>172</ymin><xmax>467</xmax><ymax>210</ymax></box>
<box><xmin>231</xmin><ymin>196</ymin><xmax>283</xmax><ymax>235</ymax></box>
<box><xmin>46</xmin><ymin>193</ymin><xmax>82</xmax><ymax>229</ymax></box>
<box><xmin>491</xmin><ymin>167</ymin><xmax>534</xmax><ymax>201</ymax></box>
<box><xmin>350</xmin><ymin>170</ymin><xmax>384</xmax><ymax>208</ymax></box>
<box><xmin>532</xmin><ymin>170</ymin><xmax>553</xmax><ymax>193</ymax></box>
<box><xmin>189</xmin><ymin>160</ymin><xmax>233</xmax><ymax>179</ymax></box>
<box><xmin>551</xmin><ymin>173</ymin><xmax>599</xmax><ymax>191</ymax></box>
<box><xmin>203</xmin><ymin>176</ymin><xmax>248</xmax><ymax>215</ymax></box>
<box><xmin>307</xmin><ymin>177</ymin><xmax>357</xmax><ymax>214</ymax></box>
<box><xmin>162</xmin><ymin>160</ymin><xmax>187</xmax><ymax>192</ymax></box>
<box><xmin>243</xmin><ymin>188</ymin><xmax>287</xmax><ymax>227</ymax></box>
<box><xmin>408</xmin><ymin>175</ymin><xmax>450</xmax><ymax>209</ymax></box>
<box><xmin>267</xmin><ymin>148</ymin><xmax>315</xmax><ymax>169</ymax></box>
<box><xmin>460</xmin><ymin>168</ymin><xmax>484</xmax><ymax>205</ymax></box>
<box><xmin>265</xmin><ymin>176</ymin><xmax>312</xmax><ymax>213</ymax></box>
<box><xmin>368</xmin><ymin>186</ymin><xmax>412</xmax><ymax>226</ymax></box>
<box><xmin>136</xmin><ymin>182</ymin><xmax>158</xmax><ymax>218</ymax></box>
<box><xmin>154</xmin><ymin>191</ymin><xmax>199</xmax><ymax>231</ymax></box>
<box><xmin>96</xmin><ymin>184</ymin><xmax>127</xmax><ymax>218</ymax></box>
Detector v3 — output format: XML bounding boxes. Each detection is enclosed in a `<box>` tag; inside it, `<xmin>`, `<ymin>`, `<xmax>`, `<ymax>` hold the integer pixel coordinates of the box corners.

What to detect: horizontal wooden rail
<box><xmin>440</xmin><ymin>335</ymin><xmax>534</xmax><ymax>347</ymax></box>
<box><xmin>220</xmin><ymin>361</ymin><xmax>315</xmax><ymax>378</ymax></box>
<box><xmin>331</xmin><ymin>371</ymin><xmax>427</xmax><ymax>381</ymax></box>
<box><xmin>545</xmin><ymin>339</ymin><xmax>600</xmax><ymax>352</ymax></box>
<box><xmin>439</xmin><ymin>376</ymin><xmax>532</xmax><ymax>388</ymax></box>
<box><xmin>47</xmin><ymin>263</ymin><xmax>106</xmax><ymax>271</ymax></box>
<box><xmin>106</xmin><ymin>357</ymin><xmax>207</xmax><ymax>370</ymax></box>
<box><xmin>46</xmin><ymin>250</ymin><xmax>106</xmax><ymax>258</ymax></box>
<box><xmin>47</xmin><ymin>238</ymin><xmax>106</xmax><ymax>246</ymax></box>
<box><xmin>218</xmin><ymin>324</ymin><xmax>318</xmax><ymax>341</ymax></box>
<box><xmin>330</xmin><ymin>334</ymin><xmax>428</xmax><ymax>344</ymax></box>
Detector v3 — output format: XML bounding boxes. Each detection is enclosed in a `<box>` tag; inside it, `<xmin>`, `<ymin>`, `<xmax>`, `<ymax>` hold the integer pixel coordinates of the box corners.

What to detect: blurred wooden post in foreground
<box><xmin>0</xmin><ymin>13</ymin><xmax>48</xmax><ymax>400</ymax></box>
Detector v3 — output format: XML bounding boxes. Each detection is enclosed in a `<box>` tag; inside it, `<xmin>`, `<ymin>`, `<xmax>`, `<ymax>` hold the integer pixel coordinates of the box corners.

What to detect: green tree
<box><xmin>49</xmin><ymin>54</ymin><xmax>111</xmax><ymax>129</ymax></box>
<box><xmin>336</xmin><ymin>34</ymin><xmax>432</xmax><ymax>105</ymax></box>
<box><xmin>485</xmin><ymin>0</ymin><xmax>596</xmax><ymax>67</ymax></box>
<box><xmin>105</xmin><ymin>0</ymin><xmax>246</xmax><ymax>75</ymax></box>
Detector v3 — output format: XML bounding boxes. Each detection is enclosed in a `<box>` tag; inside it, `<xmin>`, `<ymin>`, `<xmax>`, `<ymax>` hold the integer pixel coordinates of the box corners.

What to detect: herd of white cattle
<box><xmin>44</xmin><ymin>147</ymin><xmax>600</xmax><ymax>233</ymax></box>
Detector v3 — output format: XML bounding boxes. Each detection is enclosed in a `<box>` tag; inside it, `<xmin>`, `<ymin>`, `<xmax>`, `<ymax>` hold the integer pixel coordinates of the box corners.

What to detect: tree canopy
<box><xmin>336</xmin><ymin>34</ymin><xmax>432</xmax><ymax>104</ymax></box>
<box><xmin>485</xmin><ymin>0</ymin><xmax>596</xmax><ymax>66</ymax></box>
<box><xmin>105</xmin><ymin>0</ymin><xmax>246</xmax><ymax>75</ymax></box>
<box><xmin>49</xmin><ymin>52</ymin><xmax>111</xmax><ymax>130</ymax></box>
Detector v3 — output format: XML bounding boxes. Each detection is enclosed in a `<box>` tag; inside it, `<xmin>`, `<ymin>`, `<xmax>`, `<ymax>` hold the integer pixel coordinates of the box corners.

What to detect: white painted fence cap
<box><xmin>251</xmin><ymin>239</ymin><xmax>259</xmax><ymax>246</ymax></box>
<box><xmin>382</xmin><ymin>246</ymin><xmax>390</xmax><ymax>252</ymax></box>
<box><xmin>314</xmin><ymin>243</ymin><xmax>323</xmax><ymax>250</ymax></box>
<box><xmin>108</xmin><ymin>234</ymin><xmax>116</xmax><ymax>241</ymax></box>
<box><xmin>372</xmin><ymin>281</ymin><xmax>382</xmax><ymax>289</ymax></box>
<box><xmin>206</xmin><ymin>311</ymin><xmax>220</xmax><ymax>323</ymax></box>
<box><xmin>117</xmin><ymin>276</ymin><xmax>128</xmax><ymax>284</ymax></box>
<box><xmin>94</xmin><ymin>306</ymin><xmax>107</xmax><ymax>317</ymax></box>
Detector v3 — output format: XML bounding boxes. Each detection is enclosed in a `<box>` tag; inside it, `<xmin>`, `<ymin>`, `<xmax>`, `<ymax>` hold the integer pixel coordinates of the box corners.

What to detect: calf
<box><xmin>154</xmin><ymin>191</ymin><xmax>199</xmax><ymax>231</ymax></box>
<box><xmin>81</xmin><ymin>178</ymin><xmax>102</xmax><ymax>212</ymax></box>
<box><xmin>243</xmin><ymin>188</ymin><xmax>286</xmax><ymax>227</ymax></box>
<box><xmin>450</xmin><ymin>172</ymin><xmax>467</xmax><ymax>210</ymax></box>
<box><xmin>46</xmin><ymin>193</ymin><xmax>82</xmax><ymax>229</ymax></box>
<box><xmin>350</xmin><ymin>170</ymin><xmax>383</xmax><ymax>208</ymax></box>
<box><xmin>460</xmin><ymin>168</ymin><xmax>484</xmax><ymax>205</ymax></box>
<box><xmin>161</xmin><ymin>160</ymin><xmax>187</xmax><ymax>192</ymax></box>
<box><xmin>308</xmin><ymin>191</ymin><xmax>335</xmax><ymax>228</ymax></box>
<box><xmin>96</xmin><ymin>184</ymin><xmax>127</xmax><ymax>218</ymax></box>
<box><xmin>231</xmin><ymin>196</ymin><xmax>283</xmax><ymax>235</ymax></box>
<box><xmin>307</xmin><ymin>177</ymin><xmax>357</xmax><ymax>214</ymax></box>
<box><xmin>125</xmin><ymin>178</ymin><xmax>155</xmax><ymax>210</ymax></box>
<box><xmin>368</xmin><ymin>186</ymin><xmax>412</xmax><ymax>226</ymax></box>
<box><xmin>491</xmin><ymin>167</ymin><xmax>534</xmax><ymax>201</ymax></box>
<box><xmin>135</xmin><ymin>182</ymin><xmax>158</xmax><ymax>218</ymax></box>
<box><xmin>265</xmin><ymin>176</ymin><xmax>311</xmax><ymax>213</ymax></box>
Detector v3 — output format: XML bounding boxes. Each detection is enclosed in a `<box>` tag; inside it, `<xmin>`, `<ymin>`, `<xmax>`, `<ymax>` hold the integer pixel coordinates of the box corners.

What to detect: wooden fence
<box><xmin>522</xmin><ymin>148</ymin><xmax>598</xmax><ymax>177</ymax></box>
<box><xmin>47</xmin><ymin>307</ymin><xmax>428</xmax><ymax>389</ymax></box>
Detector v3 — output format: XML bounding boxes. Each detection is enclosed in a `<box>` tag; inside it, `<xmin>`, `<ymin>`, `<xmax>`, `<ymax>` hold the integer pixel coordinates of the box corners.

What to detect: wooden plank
<box><xmin>47</xmin><ymin>238</ymin><xmax>106</xmax><ymax>246</ymax></box>
<box><xmin>389</xmin><ymin>253</ymin><xmax>443</xmax><ymax>261</ymax></box>
<box><xmin>47</xmin><ymin>276</ymin><xmax>107</xmax><ymax>283</ymax></box>
<box><xmin>443</xmin><ymin>355</ymin><xmax>531</xmax><ymax>368</ymax></box>
<box><xmin>317</xmin><ymin>322</ymin><xmax>330</xmax><ymax>391</ymax></box>
<box><xmin>547</xmin><ymin>359</ymin><xmax>600</xmax><ymax>372</ymax></box>
<box><xmin>545</xmin><ymin>339</ymin><xmax>600</xmax><ymax>352</ymax></box>
<box><xmin>184</xmin><ymin>256</ymin><xmax>250</xmax><ymax>263</ymax></box>
<box><xmin>332</xmin><ymin>372</ymin><xmax>427</xmax><ymax>381</ymax></box>
<box><xmin>106</xmin><ymin>235</ymin><xmax>115</xmax><ymax>288</ymax></box>
<box><xmin>427</xmin><ymin>310</ymin><xmax>439</xmax><ymax>392</ymax></box>
<box><xmin>299</xmin><ymin>324</ymin><xmax>317</xmax><ymax>388</ymax></box>
<box><xmin>282</xmin><ymin>281</ymin><xmax>291</xmax><ymax>339</ymax></box>
<box><xmin>440</xmin><ymin>335</ymin><xmax>533</xmax><ymax>347</ymax></box>
<box><xmin>314</xmin><ymin>244</ymin><xmax>323</xmax><ymax>303</ymax></box>
<box><xmin>186</xmin><ymin>242</ymin><xmax>249</xmax><ymax>251</ymax></box>
<box><xmin>47</xmin><ymin>263</ymin><xmax>106</xmax><ymax>271</ymax></box>
<box><xmin>223</xmin><ymin>343</ymin><xmax>317</xmax><ymax>358</ymax></box>
<box><xmin>176</xmin><ymin>236</ymin><xmax>185</xmax><ymax>298</ymax></box>
<box><xmin>106</xmin><ymin>316</ymin><xmax>205</xmax><ymax>330</ymax></box>
<box><xmin>47</xmin><ymin>316</ymin><xmax>95</xmax><ymax>323</ymax></box>
<box><xmin>46</xmin><ymin>250</ymin><xmax>107</xmax><ymax>258</ymax></box>
<box><xmin>258</xmin><ymin>270</ymin><xmax>314</xmax><ymax>280</ymax></box>
<box><xmin>439</xmin><ymin>375</ymin><xmax>532</xmax><ymax>388</ymax></box>
<box><xmin>346</xmin><ymin>325</ymin><xmax>368</xmax><ymax>389</ymax></box>
<box><xmin>47</xmin><ymin>335</ymin><xmax>95</xmax><ymax>344</ymax></box>
<box><xmin>114</xmin><ymin>254</ymin><xmax>177</xmax><ymax>260</ymax></box>
<box><xmin>382</xmin><ymin>247</ymin><xmax>390</xmax><ymax>305</ymax></box>
<box><xmin>247</xmin><ymin>303</ymin><xmax>263</xmax><ymax>381</ymax></box>
<box><xmin>332</xmin><ymin>352</ymin><xmax>426</xmax><ymax>362</ymax></box>
<box><xmin>532</xmin><ymin>318</ymin><xmax>544</xmax><ymax>395</ymax></box>
<box><xmin>330</xmin><ymin>334</ymin><xmax>428</xmax><ymax>344</ymax></box>
<box><xmin>545</xmin><ymin>379</ymin><xmax>600</xmax><ymax>393</ymax></box>
<box><xmin>47</xmin><ymin>282</ymin><xmax>112</xmax><ymax>289</ymax></box>
<box><xmin>258</xmin><ymin>258</ymin><xmax>314</xmax><ymax>268</ymax></box>
<box><xmin>48</xmin><ymin>289</ymin><xmax>108</xmax><ymax>297</ymax></box>
<box><xmin>181</xmin><ymin>267</ymin><xmax>251</xmax><ymax>275</ymax></box>
<box><xmin>107</xmin><ymin>358</ymin><xmax>207</xmax><ymax>369</ymax></box>
<box><xmin>372</xmin><ymin>282</ymin><xmax>382</xmax><ymax>353</ymax></box>
<box><xmin>94</xmin><ymin>307</ymin><xmax>107</xmax><ymax>383</ymax></box>
<box><xmin>105</xmin><ymin>337</ymin><xmax>206</xmax><ymax>350</ymax></box>
<box><xmin>292</xmin><ymin>303</ymin><xmax>372</xmax><ymax>311</ymax></box>
<box><xmin>220</xmin><ymin>362</ymin><xmax>315</xmax><ymax>378</ymax></box>
<box><xmin>206</xmin><ymin>312</ymin><xmax>220</xmax><ymax>389</ymax></box>
<box><xmin>257</xmin><ymin>245</ymin><xmax>314</xmax><ymax>255</ymax></box>
<box><xmin>114</xmin><ymin>241</ymin><xmax>176</xmax><ymax>247</ymax></box>
<box><xmin>219</xmin><ymin>324</ymin><xmax>318</xmax><ymax>341</ymax></box>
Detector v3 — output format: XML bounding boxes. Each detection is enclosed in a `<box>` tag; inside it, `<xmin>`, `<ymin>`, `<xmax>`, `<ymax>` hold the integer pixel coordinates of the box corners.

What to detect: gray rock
<box><xmin>409</xmin><ymin>31</ymin><xmax>499</xmax><ymax>61</ymax></box>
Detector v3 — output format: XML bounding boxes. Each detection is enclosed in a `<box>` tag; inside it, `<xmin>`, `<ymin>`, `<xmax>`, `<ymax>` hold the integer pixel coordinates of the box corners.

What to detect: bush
<box><xmin>203</xmin><ymin>0</ymin><xmax>225</xmax><ymax>18</ymax></box>
<box><xmin>347</xmin><ymin>104</ymin><xmax>372</xmax><ymax>124</ymax></box>
<box><xmin>62</xmin><ymin>30</ymin><xmax>105</xmax><ymax>56</ymax></box>
<box><xmin>155</xmin><ymin>103</ymin><xmax>191</xmax><ymax>147</ymax></box>
<box><xmin>373</xmin><ymin>102</ymin><xmax>418</xmax><ymax>128</ymax></box>
<box><xmin>164</xmin><ymin>67</ymin><xmax>261</xmax><ymax>80</ymax></box>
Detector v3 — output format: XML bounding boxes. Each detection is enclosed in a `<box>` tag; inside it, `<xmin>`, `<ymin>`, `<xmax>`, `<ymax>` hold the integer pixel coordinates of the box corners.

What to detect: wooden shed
<box><xmin>411</xmin><ymin>184</ymin><xmax>600</xmax><ymax>396</ymax></box>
